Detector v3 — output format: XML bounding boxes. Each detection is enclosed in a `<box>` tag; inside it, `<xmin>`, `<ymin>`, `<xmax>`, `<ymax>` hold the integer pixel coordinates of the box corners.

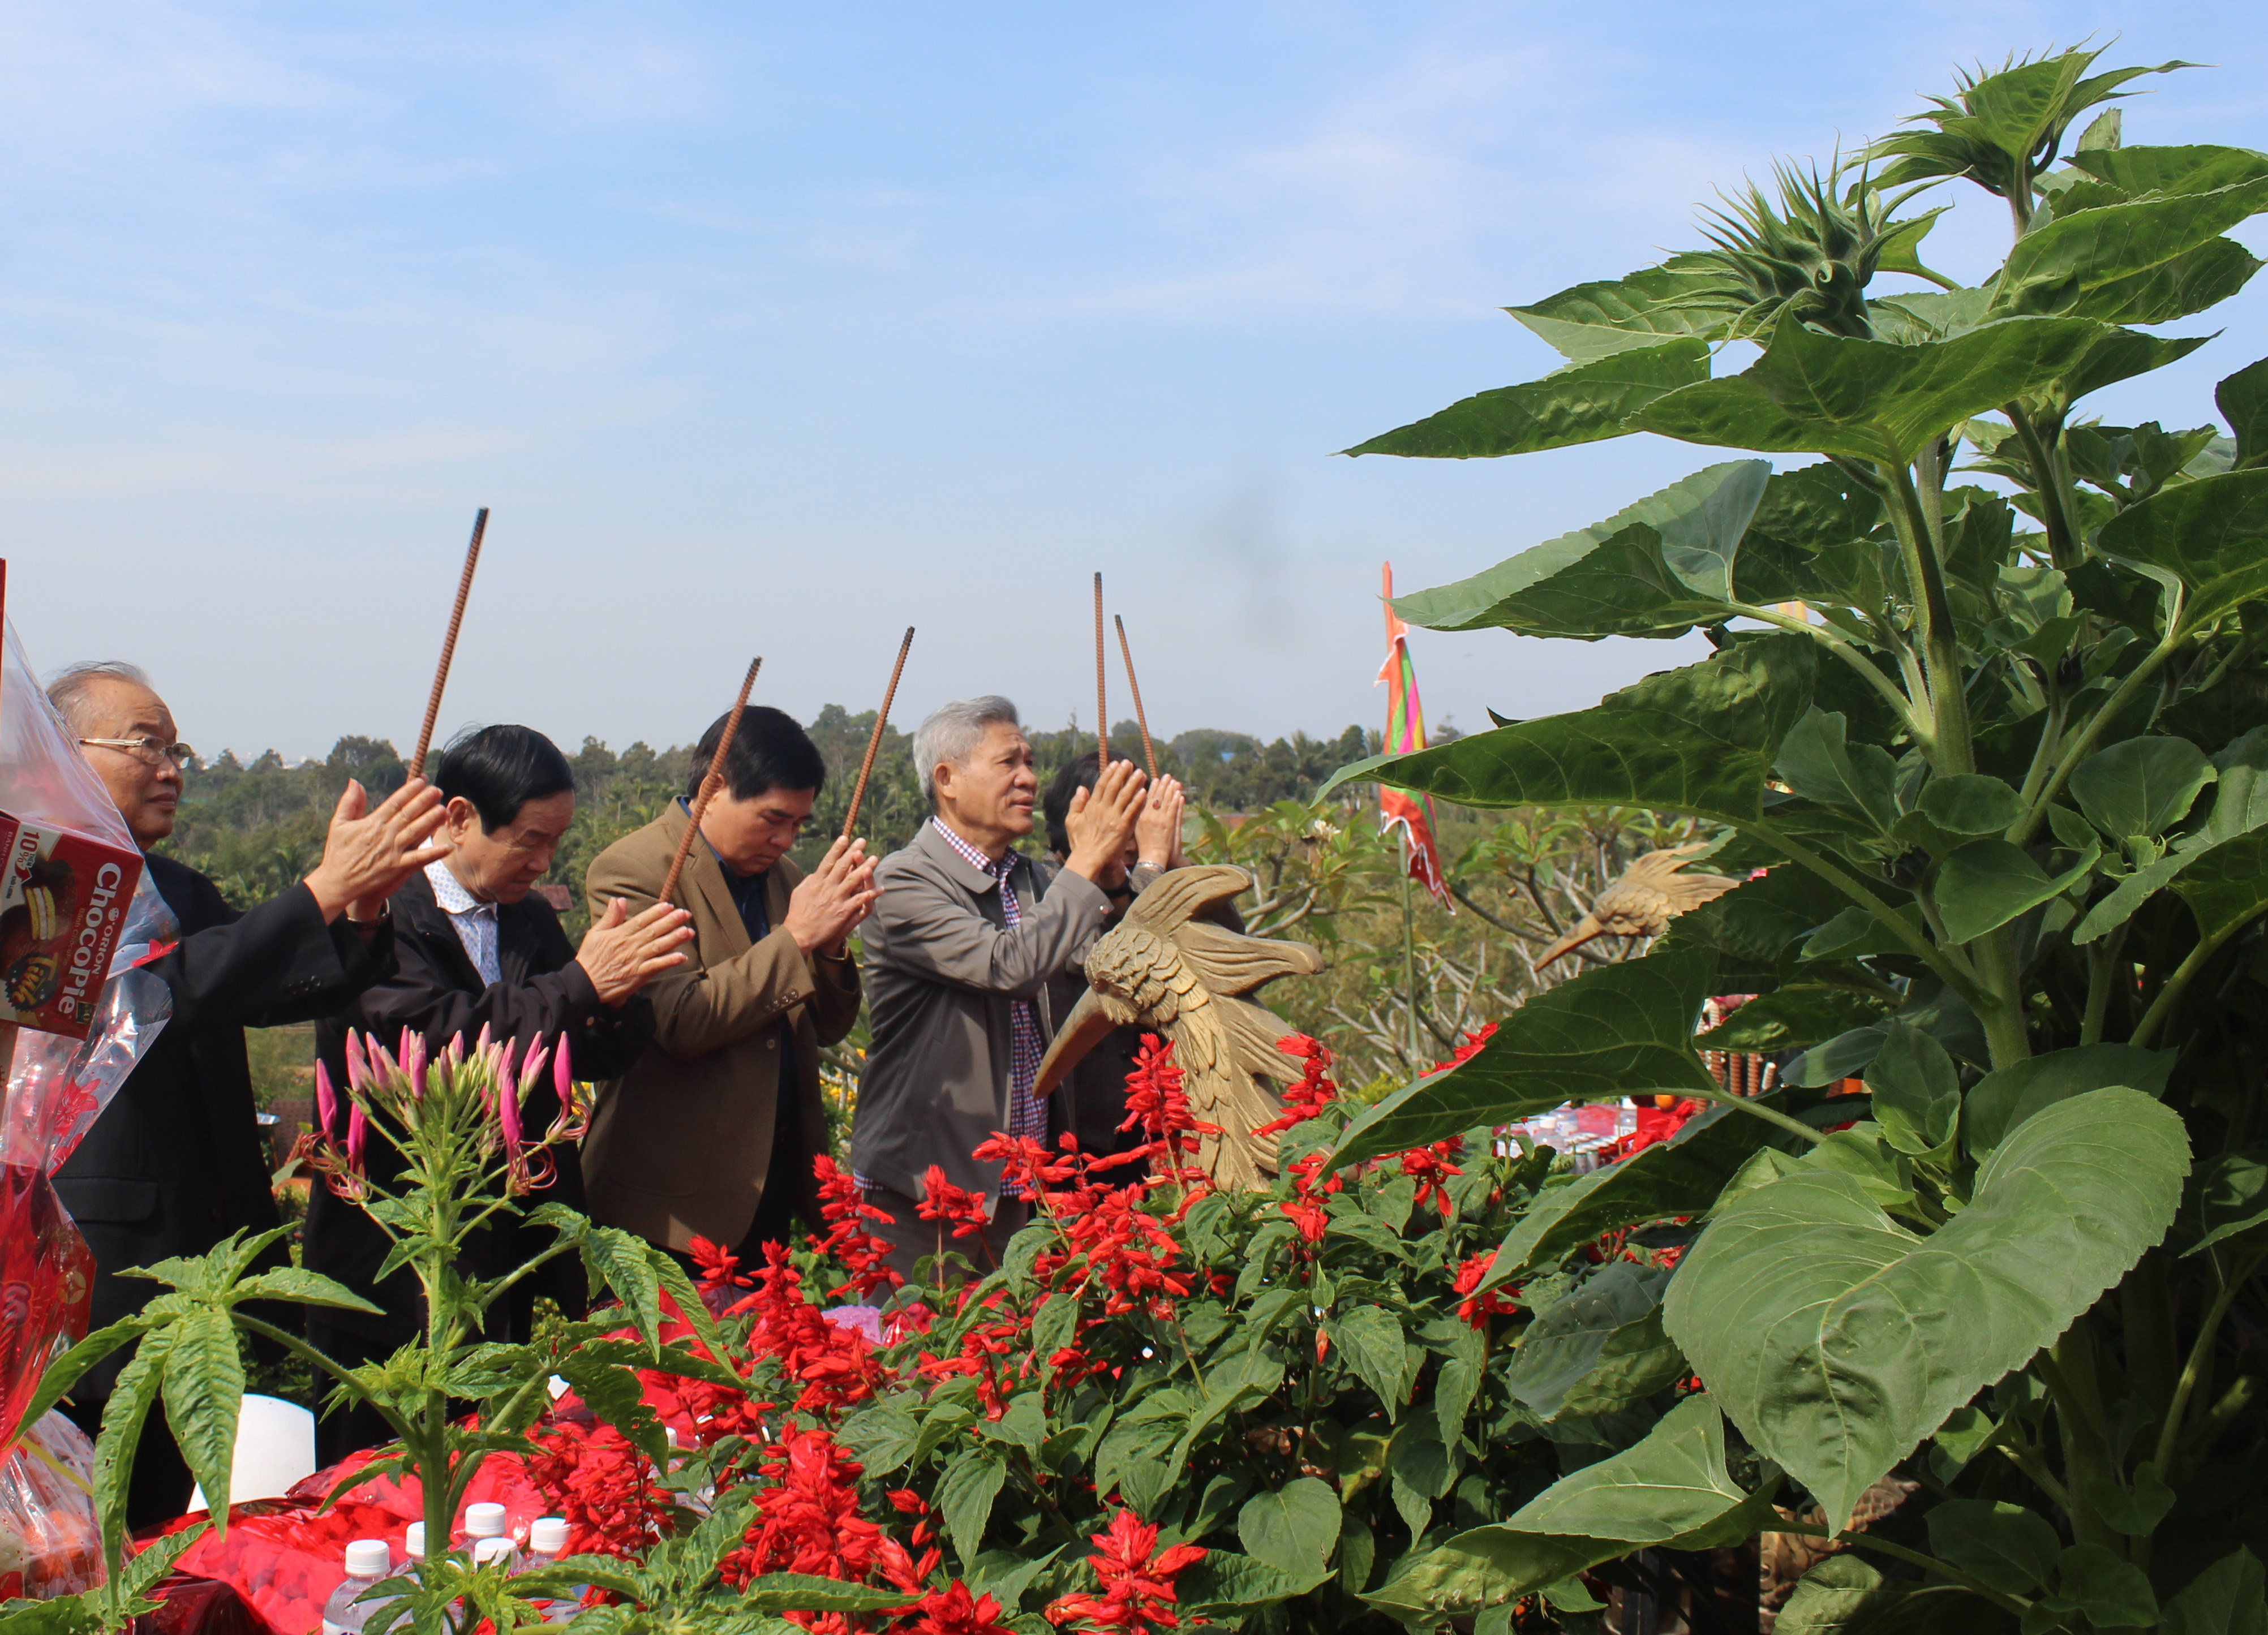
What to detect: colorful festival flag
<box><xmin>1377</xmin><ymin>562</ymin><xmax>1449</xmax><ymax>904</ymax></box>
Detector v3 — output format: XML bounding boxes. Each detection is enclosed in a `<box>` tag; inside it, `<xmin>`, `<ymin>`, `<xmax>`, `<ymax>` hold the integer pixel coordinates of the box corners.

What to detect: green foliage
<box><xmin>1325</xmin><ymin>39</ymin><xmax>2268</xmax><ymax>1630</ymax></box>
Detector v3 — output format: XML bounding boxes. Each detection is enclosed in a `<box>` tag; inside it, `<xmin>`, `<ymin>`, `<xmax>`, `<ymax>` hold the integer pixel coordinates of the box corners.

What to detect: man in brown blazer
<box><xmin>582</xmin><ymin>706</ymin><xmax>879</xmax><ymax>1263</ymax></box>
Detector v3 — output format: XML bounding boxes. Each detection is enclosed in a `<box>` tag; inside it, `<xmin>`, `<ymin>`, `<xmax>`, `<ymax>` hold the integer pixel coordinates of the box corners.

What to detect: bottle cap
<box><xmin>465</xmin><ymin>1502</ymin><xmax>508</xmax><ymax>1538</ymax></box>
<box><xmin>346</xmin><ymin>1539</ymin><xmax>393</xmax><ymax>1577</ymax></box>
<box><xmin>472</xmin><ymin>1537</ymin><xmax>517</xmax><ymax>1568</ymax></box>
<box><xmin>529</xmin><ymin>1517</ymin><xmax>570</xmax><ymax>1555</ymax></box>
<box><xmin>405</xmin><ymin>1522</ymin><xmax>426</xmax><ymax>1561</ymax></box>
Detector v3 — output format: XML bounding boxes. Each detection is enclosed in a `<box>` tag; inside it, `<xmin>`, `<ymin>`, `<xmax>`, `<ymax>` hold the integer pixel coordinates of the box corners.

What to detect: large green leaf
<box><xmin>935</xmin><ymin>1448</ymin><xmax>1007</xmax><ymax>1568</ymax></box>
<box><xmin>2173</xmin><ymin>827</ymin><xmax>2268</xmax><ymax>943</ymax></box>
<box><xmin>1321</xmin><ymin>636</ymin><xmax>1815</xmax><ymax>824</ymax></box>
<box><xmin>737</xmin><ymin>1576</ymin><xmax>918</xmax><ymax>1616</ymax></box>
<box><xmin>1329</xmin><ymin>1305</ymin><xmax>1414</xmax><ymax>1410</ymax></box>
<box><xmin>1632</xmin><ymin>314</ymin><xmax>2107</xmax><ymax>463</ymax></box>
<box><xmin>1345</xmin><ymin>339</ymin><xmax>1709</xmax><ymax>458</ymax></box>
<box><xmin>1505</xmin><ymin>256</ymin><xmax>1737</xmax><ymax>364</ymax></box>
<box><xmin>2095</xmin><ymin>467</ymin><xmax>2268</xmax><ymax>627</ymax></box>
<box><xmin>1238</xmin><ymin>1478</ymin><xmax>1341</xmax><ymax>1580</ymax></box>
<box><xmin>1925</xmin><ymin>1499</ymin><xmax>2061</xmax><ymax>1594</ymax></box>
<box><xmin>1863</xmin><ymin>1022</ymin><xmax>1959</xmax><ymax>1159</ymax></box>
<box><xmin>1663</xmin><ymin>1087</ymin><xmax>2188</xmax><ymax>1528</ymax></box>
<box><xmin>1388</xmin><ymin>461</ymin><xmax>1769</xmax><ymax>637</ymax></box>
<box><xmin>94</xmin><ymin>1331</ymin><xmax>175</xmax><ymax>1568</ymax></box>
<box><xmin>2073</xmin><ymin>727</ymin><xmax>2268</xmax><ymax>941</ymax></box>
<box><xmin>1932</xmin><ymin>836</ymin><xmax>2098</xmax><ymax>944</ymax></box>
<box><xmin>2220</xmin><ymin>357</ymin><xmax>2268</xmax><ymax>467</ymax></box>
<box><xmin>2065</xmin><ymin>143</ymin><xmax>2268</xmax><ymax>199</ymax></box>
<box><xmin>2160</xmin><ymin>1547</ymin><xmax>2268</xmax><ymax>1635</ymax></box>
<box><xmin>1363</xmin><ymin>1397</ymin><xmax>1773</xmax><ymax>1618</ymax></box>
<box><xmin>1964</xmin><ymin>1044</ymin><xmax>2175</xmax><ymax>1153</ymax></box>
<box><xmin>1995</xmin><ymin>181</ymin><xmax>2268</xmax><ymax>319</ymax></box>
<box><xmin>1775</xmin><ymin>709</ymin><xmax>1900</xmax><ymax>834</ymax></box>
<box><xmin>1329</xmin><ymin>948</ymin><xmax>1717</xmax><ymax>1171</ymax></box>
<box><xmin>2051</xmin><ymin>327</ymin><xmax>2215</xmax><ymax>411</ymax></box>
<box><xmin>160</xmin><ymin>1308</ymin><xmax>245</xmax><ymax>1536</ymax></box>
<box><xmin>2048</xmin><ymin>237</ymin><xmax>2262</xmax><ymax>328</ymax></box>
<box><xmin>2069</xmin><ymin>735</ymin><xmax>2216</xmax><ymax>838</ymax></box>
<box><xmin>1504</xmin><ymin>1263</ymin><xmax>1683</xmax><ymax>1421</ymax></box>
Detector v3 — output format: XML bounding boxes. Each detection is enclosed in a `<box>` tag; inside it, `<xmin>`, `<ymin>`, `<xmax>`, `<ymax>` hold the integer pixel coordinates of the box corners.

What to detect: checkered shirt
<box><xmin>426</xmin><ymin>859</ymin><xmax>501</xmax><ymax>986</ymax></box>
<box><xmin>858</xmin><ymin>819</ymin><xmax>1050</xmax><ymax>1202</ymax></box>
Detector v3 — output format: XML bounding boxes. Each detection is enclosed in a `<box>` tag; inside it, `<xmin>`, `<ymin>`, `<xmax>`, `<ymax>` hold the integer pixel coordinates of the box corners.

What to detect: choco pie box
<box><xmin>0</xmin><ymin>812</ymin><xmax>144</xmax><ymax>1040</ymax></box>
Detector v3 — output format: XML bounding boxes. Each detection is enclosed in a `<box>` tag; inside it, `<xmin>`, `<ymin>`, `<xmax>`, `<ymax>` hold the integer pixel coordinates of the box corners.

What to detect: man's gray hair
<box><xmin>912</xmin><ymin>696</ymin><xmax>1020</xmax><ymax>802</ymax></box>
<box><xmin>46</xmin><ymin>661</ymin><xmax>154</xmax><ymax>735</ymax></box>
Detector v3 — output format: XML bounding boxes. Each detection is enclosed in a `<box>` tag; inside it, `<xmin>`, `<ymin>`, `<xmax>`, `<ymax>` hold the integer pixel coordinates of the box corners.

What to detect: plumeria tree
<box><xmin>1319</xmin><ymin>42</ymin><xmax>2268</xmax><ymax>1632</ymax></box>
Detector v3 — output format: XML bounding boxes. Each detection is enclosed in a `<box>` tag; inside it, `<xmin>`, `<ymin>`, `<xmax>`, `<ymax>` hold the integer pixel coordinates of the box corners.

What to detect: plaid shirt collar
<box><xmin>929</xmin><ymin>817</ymin><xmax>1017</xmax><ymax>888</ymax></box>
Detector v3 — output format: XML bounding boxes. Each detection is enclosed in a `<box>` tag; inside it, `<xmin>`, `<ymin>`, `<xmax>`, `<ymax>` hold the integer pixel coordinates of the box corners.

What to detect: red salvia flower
<box><xmin>1398</xmin><ymin>1137</ymin><xmax>1466</xmax><ymax>1217</ymax></box>
<box><xmin>1116</xmin><ymin>1035</ymin><xmax>1219</xmax><ymax>1178</ymax></box>
<box><xmin>918</xmin><ymin>1165</ymin><xmax>994</xmax><ymax>1240</ymax></box>
<box><xmin>1252</xmin><ymin>1036</ymin><xmax>1338</xmax><ymax>1138</ymax></box>
<box><xmin>1454</xmin><ymin>1250</ymin><xmax>1519</xmax><ymax>1328</ymax></box>
<box><xmin>908</xmin><ymin>1581</ymin><xmax>1017</xmax><ymax>1635</ymax></box>
<box><xmin>1047</xmin><ymin>1509</ymin><xmax>1207</xmax><ymax>1633</ymax></box>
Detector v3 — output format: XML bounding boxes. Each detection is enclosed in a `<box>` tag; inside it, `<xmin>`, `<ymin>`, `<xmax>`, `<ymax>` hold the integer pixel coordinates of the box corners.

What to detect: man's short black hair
<box><xmin>434</xmin><ymin>725</ymin><xmax>575</xmax><ymax>832</ymax></box>
<box><xmin>688</xmin><ymin>705</ymin><xmax>826</xmax><ymax>803</ymax></box>
<box><xmin>1043</xmin><ymin>751</ymin><xmax>1102</xmax><ymax>858</ymax></box>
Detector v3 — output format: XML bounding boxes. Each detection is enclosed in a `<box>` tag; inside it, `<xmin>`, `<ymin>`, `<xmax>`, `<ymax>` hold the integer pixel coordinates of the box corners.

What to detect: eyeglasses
<box><xmin>79</xmin><ymin>736</ymin><xmax>196</xmax><ymax>769</ymax></box>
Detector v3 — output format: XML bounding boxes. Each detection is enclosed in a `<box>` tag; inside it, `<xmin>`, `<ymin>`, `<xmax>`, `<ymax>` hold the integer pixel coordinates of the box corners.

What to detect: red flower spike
<box><xmin>1047</xmin><ymin>1509</ymin><xmax>1208</xmax><ymax>1633</ymax></box>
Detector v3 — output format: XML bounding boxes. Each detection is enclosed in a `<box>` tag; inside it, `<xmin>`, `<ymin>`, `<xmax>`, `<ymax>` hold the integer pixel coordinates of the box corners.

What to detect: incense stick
<box><xmin>841</xmin><ymin>626</ymin><xmax>916</xmax><ymax>839</ymax></box>
<box><xmin>1114</xmin><ymin>614</ymin><xmax>1158</xmax><ymax>781</ymax></box>
<box><xmin>1092</xmin><ymin>571</ymin><xmax>1109</xmax><ymax>769</ymax></box>
<box><xmin>409</xmin><ymin>508</ymin><xmax>489</xmax><ymax>780</ymax></box>
<box><xmin>659</xmin><ymin>655</ymin><xmax>763</xmax><ymax>908</ymax></box>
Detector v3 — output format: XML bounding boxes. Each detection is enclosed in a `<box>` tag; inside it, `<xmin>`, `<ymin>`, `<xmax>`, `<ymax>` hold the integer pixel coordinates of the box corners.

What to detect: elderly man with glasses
<box><xmin>581</xmin><ymin>705</ymin><xmax>879</xmax><ymax>1276</ymax></box>
<box><xmin>46</xmin><ymin>660</ymin><xmax>449</xmax><ymax>1527</ymax></box>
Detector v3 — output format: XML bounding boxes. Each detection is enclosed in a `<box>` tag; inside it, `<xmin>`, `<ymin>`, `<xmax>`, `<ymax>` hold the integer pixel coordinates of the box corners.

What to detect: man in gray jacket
<box><xmin>854</xmin><ymin>696</ymin><xmax>1145</xmax><ymax>1279</ymax></box>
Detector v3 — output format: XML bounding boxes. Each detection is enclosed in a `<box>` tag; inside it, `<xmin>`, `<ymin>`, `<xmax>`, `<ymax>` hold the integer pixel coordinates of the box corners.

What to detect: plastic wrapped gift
<box><xmin>0</xmin><ymin>604</ymin><xmax>179</xmax><ymax>1602</ymax></box>
<box><xmin>0</xmin><ymin>1410</ymin><xmax>102</xmax><ymax>1601</ymax></box>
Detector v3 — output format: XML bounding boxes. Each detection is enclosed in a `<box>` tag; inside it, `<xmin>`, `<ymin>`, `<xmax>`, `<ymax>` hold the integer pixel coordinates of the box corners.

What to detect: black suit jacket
<box><xmin>53</xmin><ymin>854</ymin><xmax>394</xmax><ymax>1400</ymax></box>
<box><xmin>303</xmin><ymin>867</ymin><xmax>652</xmax><ymax>1350</ymax></box>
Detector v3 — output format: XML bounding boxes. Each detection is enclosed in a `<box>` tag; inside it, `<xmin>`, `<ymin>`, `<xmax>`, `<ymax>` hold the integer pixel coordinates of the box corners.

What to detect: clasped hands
<box><xmin>1063</xmin><ymin>761</ymin><xmax>1188</xmax><ymax>892</ymax></box>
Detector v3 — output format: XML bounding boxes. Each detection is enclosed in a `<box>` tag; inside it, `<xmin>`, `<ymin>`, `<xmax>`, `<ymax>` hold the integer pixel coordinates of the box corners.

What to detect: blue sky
<box><xmin>7</xmin><ymin>2</ymin><xmax>2266</xmax><ymax>761</ymax></box>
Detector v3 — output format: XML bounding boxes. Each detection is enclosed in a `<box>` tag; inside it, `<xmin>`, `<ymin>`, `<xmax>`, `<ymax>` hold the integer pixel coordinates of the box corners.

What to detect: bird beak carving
<box><xmin>1035</xmin><ymin>988</ymin><xmax>1120</xmax><ymax>1096</ymax></box>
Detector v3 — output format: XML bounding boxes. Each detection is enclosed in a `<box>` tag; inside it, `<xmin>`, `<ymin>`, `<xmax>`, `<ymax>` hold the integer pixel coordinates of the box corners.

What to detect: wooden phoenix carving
<box><xmin>1532</xmin><ymin>843</ymin><xmax>1739</xmax><ymax>969</ymax></box>
<box><xmin>1035</xmin><ymin>865</ymin><xmax>1323</xmax><ymax>1189</ymax></box>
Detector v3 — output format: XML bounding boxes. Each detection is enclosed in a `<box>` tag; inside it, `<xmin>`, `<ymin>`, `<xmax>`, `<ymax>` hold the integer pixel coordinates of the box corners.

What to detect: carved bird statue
<box><xmin>1036</xmin><ymin>864</ymin><xmax>1323</xmax><ymax>1190</ymax></box>
<box><xmin>1532</xmin><ymin>843</ymin><xmax>1739</xmax><ymax>969</ymax></box>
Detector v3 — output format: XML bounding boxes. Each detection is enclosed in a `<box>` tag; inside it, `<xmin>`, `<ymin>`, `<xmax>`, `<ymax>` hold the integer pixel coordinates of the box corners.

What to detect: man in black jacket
<box><xmin>303</xmin><ymin>724</ymin><xmax>691</xmax><ymax>1463</ymax></box>
<box><xmin>48</xmin><ymin>661</ymin><xmax>450</xmax><ymax>1527</ymax></box>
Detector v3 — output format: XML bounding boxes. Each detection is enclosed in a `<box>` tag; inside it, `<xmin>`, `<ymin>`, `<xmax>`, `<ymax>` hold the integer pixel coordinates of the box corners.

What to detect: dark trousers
<box><xmin>61</xmin><ymin>1393</ymin><xmax>192</xmax><ymax>1531</ymax></box>
<box><xmin>861</xmin><ymin>1186</ymin><xmax>1031</xmax><ymax>1288</ymax></box>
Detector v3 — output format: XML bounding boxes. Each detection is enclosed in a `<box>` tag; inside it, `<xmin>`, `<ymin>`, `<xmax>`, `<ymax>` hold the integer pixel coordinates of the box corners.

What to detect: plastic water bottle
<box><xmin>322</xmin><ymin>1539</ymin><xmax>394</xmax><ymax>1634</ymax></box>
<box><xmin>461</xmin><ymin>1502</ymin><xmax>512</xmax><ymax>1559</ymax></box>
<box><xmin>472</xmin><ymin>1535</ymin><xmax>520</xmax><ymax>1573</ymax></box>
<box><xmin>525</xmin><ymin>1516</ymin><xmax>583</xmax><ymax>1622</ymax></box>
<box><xmin>402</xmin><ymin>1522</ymin><xmax>427</xmax><ymax>1567</ymax></box>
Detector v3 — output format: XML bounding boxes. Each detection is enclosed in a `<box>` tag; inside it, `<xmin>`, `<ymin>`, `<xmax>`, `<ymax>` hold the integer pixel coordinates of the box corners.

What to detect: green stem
<box><xmin>1688</xmin><ymin>1084</ymin><xmax>1827</xmax><ymax>1145</ymax></box>
<box><xmin>2151</xmin><ymin>1248</ymin><xmax>2267</xmax><ymax>1479</ymax></box>
<box><xmin>2130</xmin><ymin>906</ymin><xmax>2266</xmax><ymax>1049</ymax></box>
<box><xmin>1994</xmin><ymin>1440</ymin><xmax>2074</xmax><ymax>1514</ymax></box>
<box><xmin>1835</xmin><ymin>1531</ymin><xmax>2033</xmax><ymax>1616</ymax></box>
<box><xmin>2015</xmin><ymin>697</ymin><xmax>2068</xmax><ymax>812</ymax></box>
<box><xmin>2014</xmin><ymin>609</ymin><xmax>2187</xmax><ymax>847</ymax></box>
<box><xmin>2006</xmin><ymin>405</ymin><xmax>2080</xmax><ymax>573</ymax></box>
<box><xmin>1726</xmin><ymin>600</ymin><xmax>1931</xmax><ymax>747</ymax></box>
<box><xmin>1745</xmin><ymin>818</ymin><xmax>1986</xmax><ymax>1007</ymax></box>
<box><xmin>1971</xmin><ymin>930</ymin><xmax>2033</xmax><ymax>1070</ymax></box>
<box><xmin>2038</xmin><ymin>1327</ymin><xmax>2120</xmax><ymax>1550</ymax></box>
<box><xmin>2080</xmin><ymin>924</ymin><xmax>2130</xmax><ymax>1047</ymax></box>
<box><xmin>1882</xmin><ymin>460</ymin><xmax>1975</xmax><ymax>776</ymax></box>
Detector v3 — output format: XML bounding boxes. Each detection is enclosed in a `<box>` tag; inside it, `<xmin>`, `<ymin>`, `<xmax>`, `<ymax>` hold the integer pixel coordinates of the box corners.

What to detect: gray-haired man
<box><xmin>853</xmin><ymin>696</ymin><xmax>1145</xmax><ymax>1278</ymax></box>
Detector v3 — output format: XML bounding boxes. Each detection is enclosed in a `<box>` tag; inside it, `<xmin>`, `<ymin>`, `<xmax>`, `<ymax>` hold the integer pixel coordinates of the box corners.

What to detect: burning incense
<box><xmin>409</xmin><ymin>508</ymin><xmax>489</xmax><ymax>780</ymax></box>
<box><xmin>1093</xmin><ymin>571</ymin><xmax>1109</xmax><ymax>768</ymax></box>
<box><xmin>659</xmin><ymin>655</ymin><xmax>763</xmax><ymax>908</ymax></box>
<box><xmin>1114</xmin><ymin>614</ymin><xmax>1158</xmax><ymax>782</ymax></box>
<box><xmin>841</xmin><ymin>626</ymin><xmax>916</xmax><ymax>840</ymax></box>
